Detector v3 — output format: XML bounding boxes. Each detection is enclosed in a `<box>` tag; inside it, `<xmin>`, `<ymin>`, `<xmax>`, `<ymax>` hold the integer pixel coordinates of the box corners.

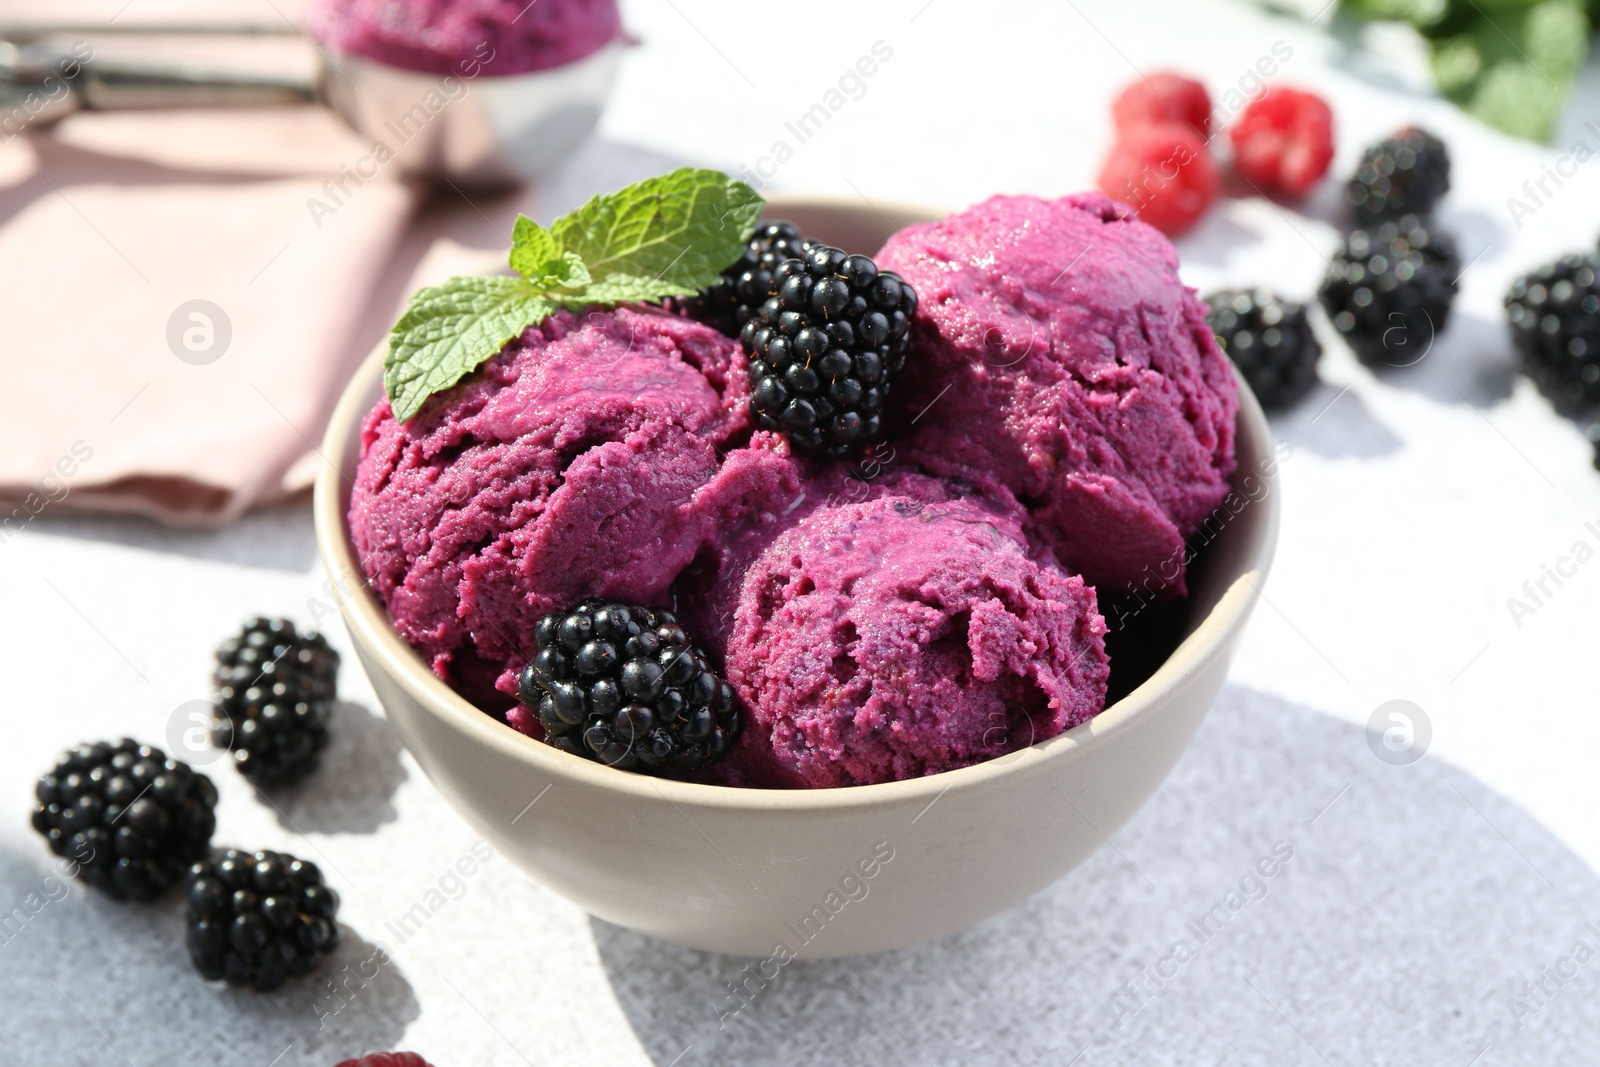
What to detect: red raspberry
<box><xmin>1229</xmin><ymin>87</ymin><xmax>1335</xmax><ymax>198</ymax></box>
<box><xmin>1111</xmin><ymin>72</ymin><xmax>1213</xmax><ymax>138</ymax></box>
<box><xmin>1096</xmin><ymin>123</ymin><xmax>1219</xmax><ymax>236</ymax></box>
<box><xmin>334</xmin><ymin>1055</ymin><xmax>434</xmax><ymax>1067</ymax></box>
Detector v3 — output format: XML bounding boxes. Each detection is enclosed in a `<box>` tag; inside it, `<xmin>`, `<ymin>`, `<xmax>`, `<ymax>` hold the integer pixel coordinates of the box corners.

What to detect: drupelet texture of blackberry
<box><xmin>1505</xmin><ymin>252</ymin><xmax>1600</xmax><ymax>416</ymax></box>
<box><xmin>185</xmin><ymin>848</ymin><xmax>340</xmax><ymax>992</ymax></box>
<box><xmin>1318</xmin><ymin>215</ymin><xmax>1459</xmax><ymax>366</ymax></box>
<box><xmin>31</xmin><ymin>739</ymin><xmax>218</xmax><ymax>902</ymax></box>
<box><xmin>1204</xmin><ymin>288</ymin><xmax>1322</xmax><ymax>408</ymax></box>
<box><xmin>677</xmin><ymin>221</ymin><xmax>817</xmax><ymax>337</ymax></box>
<box><xmin>740</xmin><ymin>245</ymin><xmax>917</xmax><ymax>458</ymax></box>
<box><xmin>1347</xmin><ymin>127</ymin><xmax>1451</xmax><ymax>222</ymax></box>
<box><xmin>212</xmin><ymin>617</ymin><xmax>339</xmax><ymax>785</ymax></box>
<box><xmin>517</xmin><ymin>599</ymin><xmax>740</xmax><ymax>778</ymax></box>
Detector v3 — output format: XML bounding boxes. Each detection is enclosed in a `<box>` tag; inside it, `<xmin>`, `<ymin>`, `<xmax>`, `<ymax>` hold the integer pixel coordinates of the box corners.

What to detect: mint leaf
<box><xmin>508</xmin><ymin>215</ymin><xmax>591</xmax><ymax>289</ymax></box>
<box><xmin>552</xmin><ymin>167</ymin><xmax>763</xmax><ymax>304</ymax></box>
<box><xmin>385</xmin><ymin>275</ymin><xmax>553</xmax><ymax>423</ymax></box>
<box><xmin>381</xmin><ymin>168</ymin><xmax>765</xmax><ymax>422</ymax></box>
<box><xmin>509</xmin><ymin>214</ymin><xmax>561</xmax><ymax>280</ymax></box>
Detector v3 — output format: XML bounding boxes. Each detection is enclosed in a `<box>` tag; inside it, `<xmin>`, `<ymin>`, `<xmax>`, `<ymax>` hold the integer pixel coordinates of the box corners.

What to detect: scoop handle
<box><xmin>71</xmin><ymin>57</ymin><xmax>318</xmax><ymax>111</ymax></box>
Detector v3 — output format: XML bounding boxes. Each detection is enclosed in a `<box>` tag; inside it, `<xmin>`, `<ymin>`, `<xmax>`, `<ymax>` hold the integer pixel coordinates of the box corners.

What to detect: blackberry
<box><xmin>1504</xmin><ymin>253</ymin><xmax>1600</xmax><ymax>416</ymax></box>
<box><xmin>30</xmin><ymin>739</ymin><xmax>217</xmax><ymax>902</ymax></box>
<box><xmin>1319</xmin><ymin>215</ymin><xmax>1458</xmax><ymax>366</ymax></box>
<box><xmin>1347</xmin><ymin>127</ymin><xmax>1451</xmax><ymax>222</ymax></box>
<box><xmin>1203</xmin><ymin>289</ymin><xmax>1322</xmax><ymax>408</ymax></box>
<box><xmin>212</xmin><ymin>617</ymin><xmax>339</xmax><ymax>785</ymax></box>
<box><xmin>517</xmin><ymin>599</ymin><xmax>740</xmax><ymax>778</ymax></box>
<box><xmin>185</xmin><ymin>848</ymin><xmax>340</xmax><ymax>992</ymax></box>
<box><xmin>335</xmin><ymin>1056</ymin><xmax>435</xmax><ymax>1067</ymax></box>
<box><xmin>740</xmin><ymin>246</ymin><xmax>918</xmax><ymax>458</ymax></box>
<box><xmin>677</xmin><ymin>221</ymin><xmax>818</xmax><ymax>337</ymax></box>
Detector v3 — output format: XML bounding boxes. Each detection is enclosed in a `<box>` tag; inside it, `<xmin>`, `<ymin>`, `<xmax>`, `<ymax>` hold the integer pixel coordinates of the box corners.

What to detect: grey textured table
<box><xmin>6</xmin><ymin>1</ymin><xmax>1600</xmax><ymax>1064</ymax></box>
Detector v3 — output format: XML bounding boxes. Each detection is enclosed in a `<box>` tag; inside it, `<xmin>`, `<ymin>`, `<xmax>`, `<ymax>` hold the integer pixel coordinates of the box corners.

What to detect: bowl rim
<box><xmin>313</xmin><ymin>195</ymin><xmax>1279</xmax><ymax>813</ymax></box>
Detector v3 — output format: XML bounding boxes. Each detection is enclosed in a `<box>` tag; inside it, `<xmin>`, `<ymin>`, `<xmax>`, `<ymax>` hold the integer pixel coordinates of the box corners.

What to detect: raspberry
<box><xmin>1229</xmin><ymin>87</ymin><xmax>1335</xmax><ymax>198</ymax></box>
<box><xmin>515</xmin><ymin>599</ymin><xmax>741</xmax><ymax>778</ymax></box>
<box><xmin>1097</xmin><ymin>123</ymin><xmax>1219</xmax><ymax>236</ymax></box>
<box><xmin>334</xmin><ymin>1055</ymin><xmax>435</xmax><ymax>1067</ymax></box>
<box><xmin>1111</xmin><ymin>72</ymin><xmax>1212</xmax><ymax>138</ymax></box>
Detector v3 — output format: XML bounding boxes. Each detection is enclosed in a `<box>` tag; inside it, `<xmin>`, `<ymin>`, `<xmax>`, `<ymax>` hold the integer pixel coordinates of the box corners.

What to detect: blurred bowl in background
<box><xmin>321</xmin><ymin>39</ymin><xmax>624</xmax><ymax>187</ymax></box>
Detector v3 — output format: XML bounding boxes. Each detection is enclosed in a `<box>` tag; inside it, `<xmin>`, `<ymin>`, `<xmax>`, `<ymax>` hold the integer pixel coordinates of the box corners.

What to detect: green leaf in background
<box><xmin>1343</xmin><ymin>0</ymin><xmax>1450</xmax><ymax>29</ymax></box>
<box><xmin>383</xmin><ymin>168</ymin><xmax>765</xmax><ymax>422</ymax></box>
<box><xmin>552</xmin><ymin>167</ymin><xmax>765</xmax><ymax>305</ymax></box>
<box><xmin>1428</xmin><ymin>0</ymin><xmax>1588</xmax><ymax>141</ymax></box>
<box><xmin>1337</xmin><ymin>0</ymin><xmax>1590</xmax><ymax>141</ymax></box>
<box><xmin>384</xmin><ymin>276</ymin><xmax>554</xmax><ymax>423</ymax></box>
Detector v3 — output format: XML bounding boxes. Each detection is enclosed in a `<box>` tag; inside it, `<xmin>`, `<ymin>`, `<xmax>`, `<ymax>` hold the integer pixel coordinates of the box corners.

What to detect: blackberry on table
<box><xmin>1504</xmin><ymin>253</ymin><xmax>1600</xmax><ymax>416</ymax></box>
<box><xmin>334</xmin><ymin>1056</ymin><xmax>435</xmax><ymax>1067</ymax></box>
<box><xmin>517</xmin><ymin>599</ymin><xmax>740</xmax><ymax>778</ymax></box>
<box><xmin>1318</xmin><ymin>215</ymin><xmax>1459</xmax><ymax>366</ymax></box>
<box><xmin>677</xmin><ymin>220</ymin><xmax>818</xmax><ymax>338</ymax></box>
<box><xmin>185</xmin><ymin>848</ymin><xmax>340</xmax><ymax>992</ymax></box>
<box><xmin>213</xmin><ymin>617</ymin><xmax>339</xmax><ymax>786</ymax></box>
<box><xmin>1204</xmin><ymin>289</ymin><xmax>1322</xmax><ymax>408</ymax></box>
<box><xmin>1347</xmin><ymin>128</ymin><xmax>1451</xmax><ymax>222</ymax></box>
<box><xmin>31</xmin><ymin>739</ymin><xmax>217</xmax><ymax>902</ymax></box>
<box><xmin>740</xmin><ymin>245</ymin><xmax>918</xmax><ymax>459</ymax></box>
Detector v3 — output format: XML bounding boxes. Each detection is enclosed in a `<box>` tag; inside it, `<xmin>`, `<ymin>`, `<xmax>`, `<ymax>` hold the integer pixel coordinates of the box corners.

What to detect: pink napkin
<box><xmin>0</xmin><ymin>4</ymin><xmax>424</xmax><ymax>525</ymax></box>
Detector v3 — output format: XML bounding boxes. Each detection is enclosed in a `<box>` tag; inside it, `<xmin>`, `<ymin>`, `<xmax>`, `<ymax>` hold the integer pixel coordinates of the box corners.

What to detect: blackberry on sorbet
<box><xmin>185</xmin><ymin>848</ymin><xmax>340</xmax><ymax>992</ymax></box>
<box><xmin>678</xmin><ymin>220</ymin><xmax>818</xmax><ymax>337</ymax></box>
<box><xmin>31</xmin><ymin>739</ymin><xmax>217</xmax><ymax>902</ymax></box>
<box><xmin>517</xmin><ymin>599</ymin><xmax>740</xmax><ymax>778</ymax></box>
<box><xmin>212</xmin><ymin>617</ymin><xmax>339</xmax><ymax>786</ymax></box>
<box><xmin>1347</xmin><ymin>127</ymin><xmax>1451</xmax><ymax>222</ymax></box>
<box><xmin>1204</xmin><ymin>288</ymin><xmax>1322</xmax><ymax>408</ymax></box>
<box><xmin>1505</xmin><ymin>252</ymin><xmax>1600</xmax><ymax>416</ymax></box>
<box><xmin>1319</xmin><ymin>215</ymin><xmax>1458</xmax><ymax>366</ymax></box>
<box><xmin>740</xmin><ymin>245</ymin><xmax>917</xmax><ymax>458</ymax></box>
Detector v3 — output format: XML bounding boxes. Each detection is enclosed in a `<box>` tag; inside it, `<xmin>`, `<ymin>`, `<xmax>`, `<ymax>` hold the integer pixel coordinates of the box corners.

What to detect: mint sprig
<box><xmin>384</xmin><ymin>168</ymin><xmax>764</xmax><ymax>423</ymax></box>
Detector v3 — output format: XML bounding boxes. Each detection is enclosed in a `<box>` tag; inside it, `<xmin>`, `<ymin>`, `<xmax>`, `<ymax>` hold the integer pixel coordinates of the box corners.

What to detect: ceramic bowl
<box><xmin>320</xmin><ymin>39</ymin><xmax>625</xmax><ymax>186</ymax></box>
<box><xmin>313</xmin><ymin>195</ymin><xmax>1279</xmax><ymax>957</ymax></box>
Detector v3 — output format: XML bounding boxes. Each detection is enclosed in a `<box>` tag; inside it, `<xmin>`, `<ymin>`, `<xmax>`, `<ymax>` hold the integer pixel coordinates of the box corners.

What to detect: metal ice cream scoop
<box><xmin>0</xmin><ymin>22</ymin><xmax>622</xmax><ymax>188</ymax></box>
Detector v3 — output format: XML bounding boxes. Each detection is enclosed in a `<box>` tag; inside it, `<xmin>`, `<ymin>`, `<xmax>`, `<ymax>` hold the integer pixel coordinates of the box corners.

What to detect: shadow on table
<box><xmin>257</xmin><ymin>701</ymin><xmax>409</xmax><ymax>835</ymax></box>
<box><xmin>0</xmin><ymin>849</ymin><xmax>417</xmax><ymax>1067</ymax></box>
<box><xmin>1272</xmin><ymin>379</ymin><xmax>1403</xmax><ymax>459</ymax></box>
<box><xmin>32</xmin><ymin>499</ymin><xmax>319</xmax><ymax>573</ymax></box>
<box><xmin>1366</xmin><ymin>309</ymin><xmax>1519</xmax><ymax>410</ymax></box>
<box><xmin>593</xmin><ymin>684</ymin><xmax>1600</xmax><ymax>1067</ymax></box>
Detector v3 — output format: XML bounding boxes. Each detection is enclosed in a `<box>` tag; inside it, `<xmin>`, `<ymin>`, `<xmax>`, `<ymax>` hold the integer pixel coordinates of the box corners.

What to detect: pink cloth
<box><xmin>0</xmin><ymin>1</ymin><xmax>511</xmax><ymax>525</ymax></box>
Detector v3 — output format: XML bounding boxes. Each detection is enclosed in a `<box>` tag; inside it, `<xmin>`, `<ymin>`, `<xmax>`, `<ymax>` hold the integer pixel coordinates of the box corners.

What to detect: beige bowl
<box><xmin>313</xmin><ymin>196</ymin><xmax>1279</xmax><ymax>958</ymax></box>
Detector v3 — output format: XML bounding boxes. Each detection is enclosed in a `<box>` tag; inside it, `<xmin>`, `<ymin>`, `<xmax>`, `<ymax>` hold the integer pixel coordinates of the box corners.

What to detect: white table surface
<box><xmin>7</xmin><ymin>1</ymin><xmax>1600</xmax><ymax>1064</ymax></box>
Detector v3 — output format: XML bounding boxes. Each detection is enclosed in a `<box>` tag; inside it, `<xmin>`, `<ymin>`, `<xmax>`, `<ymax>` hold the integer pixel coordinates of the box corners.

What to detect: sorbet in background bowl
<box><xmin>306</xmin><ymin>0</ymin><xmax>626</xmax><ymax>185</ymax></box>
<box><xmin>305</xmin><ymin>0</ymin><xmax>622</xmax><ymax>76</ymax></box>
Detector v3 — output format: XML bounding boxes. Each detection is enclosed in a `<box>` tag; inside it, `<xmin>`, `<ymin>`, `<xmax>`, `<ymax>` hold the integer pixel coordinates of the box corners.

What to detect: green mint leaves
<box><xmin>384</xmin><ymin>168</ymin><xmax>763</xmax><ymax>423</ymax></box>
